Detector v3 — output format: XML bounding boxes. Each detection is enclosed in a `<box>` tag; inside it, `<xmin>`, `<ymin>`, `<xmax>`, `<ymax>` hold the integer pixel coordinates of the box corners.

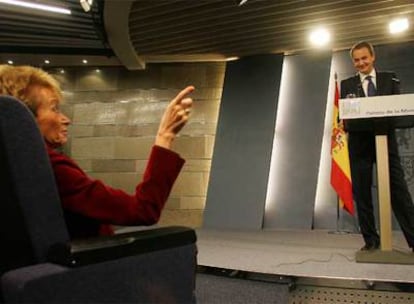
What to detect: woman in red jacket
<box><xmin>0</xmin><ymin>65</ymin><xmax>194</xmax><ymax>238</ymax></box>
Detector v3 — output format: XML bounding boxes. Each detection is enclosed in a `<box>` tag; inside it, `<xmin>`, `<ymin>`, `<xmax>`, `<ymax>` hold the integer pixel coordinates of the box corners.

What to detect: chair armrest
<box><xmin>68</xmin><ymin>226</ymin><xmax>197</xmax><ymax>267</ymax></box>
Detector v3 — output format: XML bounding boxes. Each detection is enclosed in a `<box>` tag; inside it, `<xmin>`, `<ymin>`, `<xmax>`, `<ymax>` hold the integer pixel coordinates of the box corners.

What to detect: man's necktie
<box><xmin>366</xmin><ymin>75</ymin><xmax>376</xmax><ymax>96</ymax></box>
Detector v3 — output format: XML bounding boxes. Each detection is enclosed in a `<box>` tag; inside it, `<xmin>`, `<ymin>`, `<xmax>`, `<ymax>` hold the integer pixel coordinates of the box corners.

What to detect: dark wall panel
<box><xmin>203</xmin><ymin>54</ymin><xmax>283</xmax><ymax>229</ymax></box>
<box><xmin>375</xmin><ymin>41</ymin><xmax>414</xmax><ymax>94</ymax></box>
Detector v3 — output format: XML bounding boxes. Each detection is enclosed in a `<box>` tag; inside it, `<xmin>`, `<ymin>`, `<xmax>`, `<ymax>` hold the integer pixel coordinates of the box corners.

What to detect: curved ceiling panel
<box><xmin>0</xmin><ymin>0</ymin><xmax>111</xmax><ymax>55</ymax></box>
<box><xmin>0</xmin><ymin>0</ymin><xmax>118</xmax><ymax>67</ymax></box>
<box><xmin>124</xmin><ymin>0</ymin><xmax>414</xmax><ymax>67</ymax></box>
<box><xmin>2</xmin><ymin>0</ymin><xmax>414</xmax><ymax>69</ymax></box>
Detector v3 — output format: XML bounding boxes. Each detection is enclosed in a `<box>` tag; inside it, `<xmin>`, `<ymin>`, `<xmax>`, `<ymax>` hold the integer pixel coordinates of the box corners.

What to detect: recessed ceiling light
<box><xmin>95</xmin><ymin>69</ymin><xmax>101</xmax><ymax>73</ymax></box>
<box><xmin>389</xmin><ymin>18</ymin><xmax>409</xmax><ymax>34</ymax></box>
<box><xmin>82</xmin><ymin>59</ymin><xmax>88</xmax><ymax>64</ymax></box>
<box><xmin>44</xmin><ymin>59</ymin><xmax>50</xmax><ymax>64</ymax></box>
<box><xmin>7</xmin><ymin>60</ymin><xmax>13</xmax><ymax>65</ymax></box>
<box><xmin>60</xmin><ymin>69</ymin><xmax>65</xmax><ymax>74</ymax></box>
<box><xmin>80</xmin><ymin>0</ymin><xmax>93</xmax><ymax>12</ymax></box>
<box><xmin>0</xmin><ymin>0</ymin><xmax>71</xmax><ymax>15</ymax></box>
<box><xmin>309</xmin><ymin>28</ymin><xmax>330</xmax><ymax>47</ymax></box>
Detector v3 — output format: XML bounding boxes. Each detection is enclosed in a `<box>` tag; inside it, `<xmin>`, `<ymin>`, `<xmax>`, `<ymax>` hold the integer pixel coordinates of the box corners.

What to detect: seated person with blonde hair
<box><xmin>0</xmin><ymin>65</ymin><xmax>194</xmax><ymax>239</ymax></box>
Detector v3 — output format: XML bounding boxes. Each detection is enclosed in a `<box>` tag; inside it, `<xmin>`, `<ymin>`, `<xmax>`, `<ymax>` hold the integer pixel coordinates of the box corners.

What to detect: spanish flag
<box><xmin>330</xmin><ymin>76</ymin><xmax>354</xmax><ymax>215</ymax></box>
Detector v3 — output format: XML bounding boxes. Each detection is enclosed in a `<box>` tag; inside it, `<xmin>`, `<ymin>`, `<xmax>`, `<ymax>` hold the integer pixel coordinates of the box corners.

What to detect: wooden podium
<box><xmin>339</xmin><ymin>94</ymin><xmax>414</xmax><ymax>264</ymax></box>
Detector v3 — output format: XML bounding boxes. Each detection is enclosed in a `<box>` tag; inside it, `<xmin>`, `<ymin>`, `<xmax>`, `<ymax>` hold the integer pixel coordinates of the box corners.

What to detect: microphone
<box><xmin>357</xmin><ymin>82</ymin><xmax>363</xmax><ymax>97</ymax></box>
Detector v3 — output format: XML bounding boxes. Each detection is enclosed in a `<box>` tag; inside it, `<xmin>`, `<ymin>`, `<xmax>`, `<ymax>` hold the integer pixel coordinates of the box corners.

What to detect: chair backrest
<box><xmin>0</xmin><ymin>96</ymin><xmax>70</xmax><ymax>275</ymax></box>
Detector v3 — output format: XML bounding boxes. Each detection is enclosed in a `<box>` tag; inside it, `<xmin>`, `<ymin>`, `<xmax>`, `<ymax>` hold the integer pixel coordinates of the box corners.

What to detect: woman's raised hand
<box><xmin>155</xmin><ymin>86</ymin><xmax>194</xmax><ymax>149</ymax></box>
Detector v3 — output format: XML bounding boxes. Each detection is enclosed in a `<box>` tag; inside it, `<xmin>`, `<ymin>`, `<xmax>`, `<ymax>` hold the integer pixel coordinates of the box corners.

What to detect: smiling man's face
<box><xmin>352</xmin><ymin>46</ymin><xmax>375</xmax><ymax>75</ymax></box>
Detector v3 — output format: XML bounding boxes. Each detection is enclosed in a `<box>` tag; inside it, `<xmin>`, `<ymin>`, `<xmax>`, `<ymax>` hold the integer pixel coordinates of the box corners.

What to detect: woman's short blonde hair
<box><xmin>0</xmin><ymin>65</ymin><xmax>62</xmax><ymax>114</ymax></box>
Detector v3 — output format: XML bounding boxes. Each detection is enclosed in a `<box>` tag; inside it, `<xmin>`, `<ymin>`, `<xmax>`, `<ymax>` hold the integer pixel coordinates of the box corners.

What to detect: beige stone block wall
<box><xmin>51</xmin><ymin>62</ymin><xmax>225</xmax><ymax>229</ymax></box>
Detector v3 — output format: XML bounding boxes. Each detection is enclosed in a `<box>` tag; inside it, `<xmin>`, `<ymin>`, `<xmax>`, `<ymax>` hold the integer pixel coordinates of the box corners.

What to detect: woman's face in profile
<box><xmin>32</xmin><ymin>86</ymin><xmax>71</xmax><ymax>148</ymax></box>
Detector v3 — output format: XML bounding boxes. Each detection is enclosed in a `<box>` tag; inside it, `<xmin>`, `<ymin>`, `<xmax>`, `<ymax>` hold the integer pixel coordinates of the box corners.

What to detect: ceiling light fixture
<box><xmin>0</xmin><ymin>0</ymin><xmax>71</xmax><ymax>15</ymax></box>
<box><xmin>309</xmin><ymin>28</ymin><xmax>330</xmax><ymax>47</ymax></box>
<box><xmin>389</xmin><ymin>18</ymin><xmax>409</xmax><ymax>34</ymax></box>
<box><xmin>239</xmin><ymin>0</ymin><xmax>248</xmax><ymax>6</ymax></box>
<box><xmin>80</xmin><ymin>0</ymin><xmax>93</xmax><ymax>12</ymax></box>
<box><xmin>44</xmin><ymin>59</ymin><xmax>50</xmax><ymax>64</ymax></box>
<box><xmin>82</xmin><ymin>59</ymin><xmax>88</xmax><ymax>64</ymax></box>
<box><xmin>7</xmin><ymin>60</ymin><xmax>13</xmax><ymax>65</ymax></box>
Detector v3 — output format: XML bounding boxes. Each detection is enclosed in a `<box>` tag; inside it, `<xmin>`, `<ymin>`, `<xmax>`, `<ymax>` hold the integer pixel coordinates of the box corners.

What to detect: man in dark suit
<box><xmin>340</xmin><ymin>41</ymin><xmax>414</xmax><ymax>251</ymax></box>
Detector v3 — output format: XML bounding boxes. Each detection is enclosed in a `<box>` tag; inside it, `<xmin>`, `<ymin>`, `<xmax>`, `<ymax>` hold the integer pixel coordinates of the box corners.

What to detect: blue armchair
<box><xmin>0</xmin><ymin>95</ymin><xmax>197</xmax><ymax>303</ymax></box>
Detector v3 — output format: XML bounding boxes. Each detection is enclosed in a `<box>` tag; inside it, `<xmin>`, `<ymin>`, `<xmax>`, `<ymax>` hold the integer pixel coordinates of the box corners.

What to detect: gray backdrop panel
<box><xmin>203</xmin><ymin>54</ymin><xmax>283</xmax><ymax>229</ymax></box>
<box><xmin>264</xmin><ymin>52</ymin><xmax>332</xmax><ymax>229</ymax></box>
